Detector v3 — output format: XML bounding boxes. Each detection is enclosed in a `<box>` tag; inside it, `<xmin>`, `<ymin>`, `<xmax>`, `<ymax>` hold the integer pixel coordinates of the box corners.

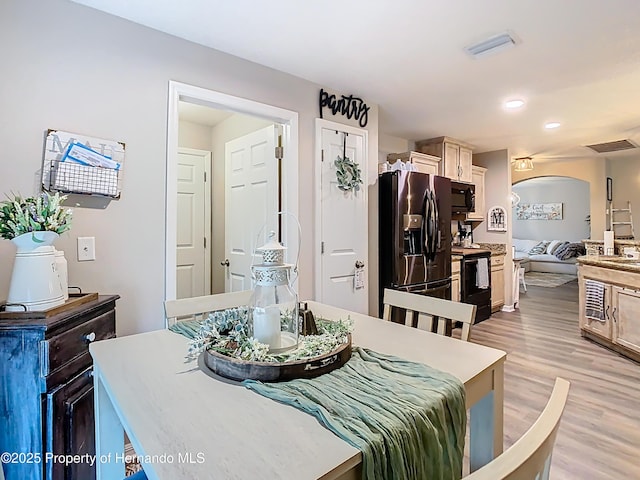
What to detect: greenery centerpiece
<box><xmin>0</xmin><ymin>191</ymin><xmax>72</xmax><ymax>241</ymax></box>
<box><xmin>186</xmin><ymin>306</ymin><xmax>352</xmax><ymax>363</ymax></box>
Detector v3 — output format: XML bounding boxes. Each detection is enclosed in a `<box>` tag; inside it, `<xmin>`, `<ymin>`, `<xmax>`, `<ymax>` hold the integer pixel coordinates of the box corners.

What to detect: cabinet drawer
<box><xmin>48</xmin><ymin>309</ymin><xmax>115</xmax><ymax>375</ymax></box>
<box><xmin>491</xmin><ymin>255</ymin><xmax>505</xmax><ymax>267</ymax></box>
<box><xmin>451</xmin><ymin>260</ymin><xmax>461</xmax><ymax>274</ymax></box>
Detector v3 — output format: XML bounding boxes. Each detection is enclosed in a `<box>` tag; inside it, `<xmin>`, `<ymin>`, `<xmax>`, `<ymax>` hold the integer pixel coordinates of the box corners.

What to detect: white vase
<box><xmin>6</xmin><ymin>231</ymin><xmax>65</xmax><ymax>312</ymax></box>
<box><xmin>54</xmin><ymin>248</ymin><xmax>69</xmax><ymax>301</ymax></box>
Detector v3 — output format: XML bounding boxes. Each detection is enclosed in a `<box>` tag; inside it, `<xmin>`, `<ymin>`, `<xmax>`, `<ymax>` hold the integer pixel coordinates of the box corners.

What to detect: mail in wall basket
<box><xmin>516</xmin><ymin>203</ymin><xmax>563</xmax><ymax>220</ymax></box>
<box><xmin>42</xmin><ymin>129</ymin><xmax>125</xmax><ymax>199</ymax></box>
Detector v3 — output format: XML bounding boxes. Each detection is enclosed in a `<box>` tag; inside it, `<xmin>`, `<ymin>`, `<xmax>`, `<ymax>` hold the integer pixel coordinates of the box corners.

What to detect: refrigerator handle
<box><xmin>431</xmin><ymin>191</ymin><xmax>440</xmax><ymax>259</ymax></box>
<box><xmin>423</xmin><ymin>193</ymin><xmax>432</xmax><ymax>258</ymax></box>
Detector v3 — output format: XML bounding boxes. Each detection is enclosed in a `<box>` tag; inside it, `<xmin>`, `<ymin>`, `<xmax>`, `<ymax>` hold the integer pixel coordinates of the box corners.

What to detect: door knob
<box><xmin>221</xmin><ymin>259</ymin><xmax>230</xmax><ymax>267</ymax></box>
<box><xmin>355</xmin><ymin>260</ymin><xmax>365</xmax><ymax>269</ymax></box>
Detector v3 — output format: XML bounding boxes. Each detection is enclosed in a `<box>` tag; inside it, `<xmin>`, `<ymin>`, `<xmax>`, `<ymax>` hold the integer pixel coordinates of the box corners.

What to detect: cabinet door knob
<box><xmin>84</xmin><ymin>332</ymin><xmax>96</xmax><ymax>342</ymax></box>
<box><xmin>221</xmin><ymin>259</ymin><xmax>230</xmax><ymax>267</ymax></box>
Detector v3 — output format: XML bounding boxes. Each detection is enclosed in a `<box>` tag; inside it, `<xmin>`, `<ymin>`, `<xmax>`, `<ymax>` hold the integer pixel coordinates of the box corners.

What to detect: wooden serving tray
<box><xmin>0</xmin><ymin>292</ymin><xmax>99</xmax><ymax>319</ymax></box>
<box><xmin>203</xmin><ymin>334</ymin><xmax>352</xmax><ymax>382</ymax></box>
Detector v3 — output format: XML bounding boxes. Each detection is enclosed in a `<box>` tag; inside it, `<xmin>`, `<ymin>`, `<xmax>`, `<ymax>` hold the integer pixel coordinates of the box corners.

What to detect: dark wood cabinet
<box><xmin>0</xmin><ymin>295</ymin><xmax>118</xmax><ymax>480</ymax></box>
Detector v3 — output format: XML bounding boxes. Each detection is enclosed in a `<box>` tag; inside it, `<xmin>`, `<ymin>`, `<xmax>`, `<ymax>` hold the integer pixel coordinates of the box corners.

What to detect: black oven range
<box><xmin>452</xmin><ymin>247</ymin><xmax>492</xmax><ymax>323</ymax></box>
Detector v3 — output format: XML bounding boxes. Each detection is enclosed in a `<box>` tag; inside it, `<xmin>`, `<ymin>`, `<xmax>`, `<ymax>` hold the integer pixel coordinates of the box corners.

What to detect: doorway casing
<box><xmin>166</xmin><ymin>81</ymin><xmax>299</xmax><ymax>302</ymax></box>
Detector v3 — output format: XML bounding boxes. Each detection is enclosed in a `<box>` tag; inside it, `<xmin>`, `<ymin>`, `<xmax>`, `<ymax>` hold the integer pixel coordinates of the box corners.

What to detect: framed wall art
<box><xmin>487</xmin><ymin>205</ymin><xmax>507</xmax><ymax>231</ymax></box>
<box><xmin>516</xmin><ymin>203</ymin><xmax>563</xmax><ymax>220</ymax></box>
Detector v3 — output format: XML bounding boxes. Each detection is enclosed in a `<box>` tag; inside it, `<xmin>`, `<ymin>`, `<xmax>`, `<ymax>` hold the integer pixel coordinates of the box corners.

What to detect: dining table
<box><xmin>90</xmin><ymin>300</ymin><xmax>506</xmax><ymax>480</ymax></box>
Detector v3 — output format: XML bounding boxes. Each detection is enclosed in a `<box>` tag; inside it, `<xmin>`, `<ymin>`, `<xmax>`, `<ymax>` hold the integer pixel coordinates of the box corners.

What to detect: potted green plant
<box><xmin>1</xmin><ymin>191</ymin><xmax>73</xmax><ymax>311</ymax></box>
<box><xmin>0</xmin><ymin>191</ymin><xmax>72</xmax><ymax>246</ymax></box>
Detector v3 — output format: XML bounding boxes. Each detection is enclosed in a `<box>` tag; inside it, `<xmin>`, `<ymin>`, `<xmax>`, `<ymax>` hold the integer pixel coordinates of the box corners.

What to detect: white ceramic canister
<box><xmin>7</xmin><ymin>246</ymin><xmax>65</xmax><ymax>311</ymax></box>
<box><xmin>54</xmin><ymin>248</ymin><xmax>69</xmax><ymax>300</ymax></box>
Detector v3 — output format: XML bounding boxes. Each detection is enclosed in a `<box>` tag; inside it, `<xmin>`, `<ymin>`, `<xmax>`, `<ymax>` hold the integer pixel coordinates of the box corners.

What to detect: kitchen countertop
<box><xmin>582</xmin><ymin>239</ymin><xmax>640</xmax><ymax>246</ymax></box>
<box><xmin>577</xmin><ymin>255</ymin><xmax>640</xmax><ymax>273</ymax></box>
<box><xmin>476</xmin><ymin>243</ymin><xmax>507</xmax><ymax>256</ymax></box>
<box><xmin>451</xmin><ymin>247</ymin><xmax>492</xmax><ymax>256</ymax></box>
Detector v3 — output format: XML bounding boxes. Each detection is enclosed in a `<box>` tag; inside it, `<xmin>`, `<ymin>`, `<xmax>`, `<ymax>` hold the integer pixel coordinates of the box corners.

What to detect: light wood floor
<box><xmin>470</xmin><ymin>280</ymin><xmax>640</xmax><ymax>479</ymax></box>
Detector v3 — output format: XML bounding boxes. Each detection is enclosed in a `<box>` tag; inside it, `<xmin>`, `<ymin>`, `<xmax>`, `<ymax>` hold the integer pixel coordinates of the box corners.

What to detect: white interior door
<box><xmin>176</xmin><ymin>148</ymin><xmax>211</xmax><ymax>299</ymax></box>
<box><xmin>316</xmin><ymin>121</ymin><xmax>368</xmax><ymax>313</ymax></box>
<box><xmin>224</xmin><ymin>125</ymin><xmax>278</xmax><ymax>292</ymax></box>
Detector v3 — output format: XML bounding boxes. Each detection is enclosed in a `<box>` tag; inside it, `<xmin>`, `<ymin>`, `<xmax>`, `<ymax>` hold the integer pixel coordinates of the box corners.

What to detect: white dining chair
<box><xmin>382</xmin><ymin>288</ymin><xmax>477</xmax><ymax>341</ymax></box>
<box><xmin>464</xmin><ymin>377</ymin><xmax>570</xmax><ymax>480</ymax></box>
<box><xmin>164</xmin><ymin>290</ymin><xmax>253</xmax><ymax>327</ymax></box>
<box><xmin>519</xmin><ymin>267</ymin><xmax>527</xmax><ymax>292</ymax></box>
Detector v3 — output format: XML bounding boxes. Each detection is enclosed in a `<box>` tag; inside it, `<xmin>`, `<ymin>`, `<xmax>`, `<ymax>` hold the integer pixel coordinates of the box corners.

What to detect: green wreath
<box><xmin>335</xmin><ymin>155</ymin><xmax>363</xmax><ymax>192</ymax></box>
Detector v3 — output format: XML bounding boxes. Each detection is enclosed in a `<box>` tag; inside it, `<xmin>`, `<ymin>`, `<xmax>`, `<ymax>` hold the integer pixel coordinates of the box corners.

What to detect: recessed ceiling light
<box><xmin>545</xmin><ymin>122</ymin><xmax>561</xmax><ymax>129</ymax></box>
<box><xmin>504</xmin><ymin>99</ymin><xmax>525</xmax><ymax>109</ymax></box>
<box><xmin>464</xmin><ymin>31</ymin><xmax>518</xmax><ymax>58</ymax></box>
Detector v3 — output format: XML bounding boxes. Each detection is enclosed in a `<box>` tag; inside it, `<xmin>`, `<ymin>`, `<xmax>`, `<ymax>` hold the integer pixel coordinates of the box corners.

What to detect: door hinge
<box><xmin>275</xmin><ymin>134</ymin><xmax>284</xmax><ymax>160</ymax></box>
<box><xmin>321</xmin><ymin>149</ymin><xmax>324</xmax><ymax>162</ymax></box>
<box><xmin>321</xmin><ymin>241</ymin><xmax>325</xmax><ymax>254</ymax></box>
<box><xmin>204</xmin><ymin>171</ymin><xmax>207</xmax><ymax>182</ymax></box>
<box><xmin>204</xmin><ymin>237</ymin><xmax>207</xmax><ymax>249</ymax></box>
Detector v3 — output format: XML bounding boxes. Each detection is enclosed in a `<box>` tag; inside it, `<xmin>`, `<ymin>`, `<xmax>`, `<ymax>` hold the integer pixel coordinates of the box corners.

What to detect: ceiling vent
<box><xmin>464</xmin><ymin>32</ymin><xmax>517</xmax><ymax>58</ymax></box>
<box><xmin>585</xmin><ymin>139</ymin><xmax>639</xmax><ymax>154</ymax></box>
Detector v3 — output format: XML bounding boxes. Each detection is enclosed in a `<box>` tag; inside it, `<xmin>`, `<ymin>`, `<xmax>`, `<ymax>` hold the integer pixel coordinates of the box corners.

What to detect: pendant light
<box><xmin>513</xmin><ymin>157</ymin><xmax>534</xmax><ymax>171</ymax></box>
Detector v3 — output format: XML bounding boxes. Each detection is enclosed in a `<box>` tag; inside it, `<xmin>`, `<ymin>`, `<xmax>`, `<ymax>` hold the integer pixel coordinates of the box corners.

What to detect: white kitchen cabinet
<box><xmin>612</xmin><ymin>286</ymin><xmax>640</xmax><ymax>355</ymax></box>
<box><xmin>415</xmin><ymin>136</ymin><xmax>474</xmax><ymax>183</ymax></box>
<box><xmin>578</xmin><ymin>263</ymin><xmax>640</xmax><ymax>361</ymax></box>
<box><xmin>386</xmin><ymin>151</ymin><xmax>441</xmax><ymax>176</ymax></box>
<box><xmin>490</xmin><ymin>254</ymin><xmax>505</xmax><ymax>312</ymax></box>
<box><xmin>451</xmin><ymin>257</ymin><xmax>461</xmax><ymax>302</ymax></box>
<box><xmin>466</xmin><ymin>165</ymin><xmax>487</xmax><ymax>221</ymax></box>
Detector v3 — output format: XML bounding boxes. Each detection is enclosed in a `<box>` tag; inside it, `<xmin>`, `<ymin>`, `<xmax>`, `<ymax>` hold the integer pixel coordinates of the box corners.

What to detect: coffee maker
<box><xmin>454</xmin><ymin>220</ymin><xmax>473</xmax><ymax>247</ymax></box>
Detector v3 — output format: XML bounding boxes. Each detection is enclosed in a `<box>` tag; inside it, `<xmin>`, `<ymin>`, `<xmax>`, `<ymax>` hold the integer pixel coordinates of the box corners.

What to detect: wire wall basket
<box><xmin>41</xmin><ymin>129</ymin><xmax>125</xmax><ymax>199</ymax></box>
<box><xmin>48</xmin><ymin>161</ymin><xmax>121</xmax><ymax>198</ymax></box>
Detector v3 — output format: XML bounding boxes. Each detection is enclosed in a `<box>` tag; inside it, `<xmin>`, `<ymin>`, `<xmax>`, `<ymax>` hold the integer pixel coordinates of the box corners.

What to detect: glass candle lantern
<box><xmin>249</xmin><ymin>232</ymin><xmax>299</xmax><ymax>353</ymax></box>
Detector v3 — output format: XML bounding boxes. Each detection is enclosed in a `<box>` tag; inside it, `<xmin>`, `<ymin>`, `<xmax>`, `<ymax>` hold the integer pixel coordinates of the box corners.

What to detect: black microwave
<box><xmin>451</xmin><ymin>181</ymin><xmax>475</xmax><ymax>213</ymax></box>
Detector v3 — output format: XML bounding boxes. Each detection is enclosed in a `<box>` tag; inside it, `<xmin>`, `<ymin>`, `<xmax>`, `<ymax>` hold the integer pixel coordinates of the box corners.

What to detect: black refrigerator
<box><xmin>378</xmin><ymin>171</ymin><xmax>452</xmax><ymax>316</ymax></box>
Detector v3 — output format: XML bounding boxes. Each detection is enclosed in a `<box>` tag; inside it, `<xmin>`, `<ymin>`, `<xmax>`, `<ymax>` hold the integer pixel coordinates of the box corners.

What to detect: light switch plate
<box><xmin>77</xmin><ymin>236</ymin><xmax>96</xmax><ymax>261</ymax></box>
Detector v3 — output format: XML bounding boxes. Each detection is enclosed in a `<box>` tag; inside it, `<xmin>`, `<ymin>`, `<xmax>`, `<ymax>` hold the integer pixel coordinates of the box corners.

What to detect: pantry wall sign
<box><xmin>318</xmin><ymin>88</ymin><xmax>370</xmax><ymax>128</ymax></box>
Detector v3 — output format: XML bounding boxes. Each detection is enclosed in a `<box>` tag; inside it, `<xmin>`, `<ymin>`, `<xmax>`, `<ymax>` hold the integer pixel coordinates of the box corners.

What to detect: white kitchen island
<box><xmin>90</xmin><ymin>301</ymin><xmax>506</xmax><ymax>479</ymax></box>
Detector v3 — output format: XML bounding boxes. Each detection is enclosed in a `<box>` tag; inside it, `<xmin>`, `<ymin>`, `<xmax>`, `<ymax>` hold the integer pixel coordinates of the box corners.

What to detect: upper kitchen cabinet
<box><xmin>386</xmin><ymin>151</ymin><xmax>441</xmax><ymax>176</ymax></box>
<box><xmin>415</xmin><ymin>136</ymin><xmax>474</xmax><ymax>183</ymax></box>
<box><xmin>466</xmin><ymin>165</ymin><xmax>487</xmax><ymax>221</ymax></box>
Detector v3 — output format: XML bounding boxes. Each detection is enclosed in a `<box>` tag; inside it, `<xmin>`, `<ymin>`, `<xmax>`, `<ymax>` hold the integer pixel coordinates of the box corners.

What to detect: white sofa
<box><xmin>513</xmin><ymin>239</ymin><xmax>579</xmax><ymax>275</ymax></box>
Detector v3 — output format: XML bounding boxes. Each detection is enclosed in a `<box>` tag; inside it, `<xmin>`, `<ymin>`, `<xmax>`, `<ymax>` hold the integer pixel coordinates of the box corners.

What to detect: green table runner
<box><xmin>245</xmin><ymin>347</ymin><xmax>465</xmax><ymax>480</ymax></box>
<box><xmin>169</xmin><ymin>318</ymin><xmax>201</xmax><ymax>338</ymax></box>
<box><xmin>170</xmin><ymin>321</ymin><xmax>466</xmax><ymax>480</ymax></box>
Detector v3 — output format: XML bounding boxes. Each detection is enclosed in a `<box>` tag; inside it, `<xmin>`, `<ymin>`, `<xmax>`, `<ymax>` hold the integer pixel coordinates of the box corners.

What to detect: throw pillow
<box><xmin>529</xmin><ymin>241</ymin><xmax>550</xmax><ymax>255</ymax></box>
<box><xmin>551</xmin><ymin>241</ymin><xmax>570</xmax><ymax>256</ymax></box>
<box><xmin>546</xmin><ymin>240</ymin><xmax>563</xmax><ymax>255</ymax></box>
<box><xmin>555</xmin><ymin>242</ymin><xmax>585</xmax><ymax>260</ymax></box>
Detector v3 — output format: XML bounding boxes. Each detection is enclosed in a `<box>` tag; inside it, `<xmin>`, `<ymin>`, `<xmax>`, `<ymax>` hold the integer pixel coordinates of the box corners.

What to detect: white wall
<box><xmin>512</xmin><ymin>177</ymin><xmax>590</xmax><ymax>241</ymax></box>
<box><xmin>608</xmin><ymin>155</ymin><xmax>640</xmax><ymax>238</ymax></box>
<box><xmin>378</xmin><ymin>133</ymin><xmax>412</xmax><ymax>164</ymax></box>
<box><xmin>0</xmin><ymin>0</ymin><xmax>378</xmax><ymax>335</ymax></box>
<box><xmin>512</xmin><ymin>157</ymin><xmax>607</xmax><ymax>240</ymax></box>
<box><xmin>472</xmin><ymin>149</ymin><xmax>514</xmax><ymax>310</ymax></box>
<box><xmin>178</xmin><ymin>120</ymin><xmax>213</xmax><ymax>152</ymax></box>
